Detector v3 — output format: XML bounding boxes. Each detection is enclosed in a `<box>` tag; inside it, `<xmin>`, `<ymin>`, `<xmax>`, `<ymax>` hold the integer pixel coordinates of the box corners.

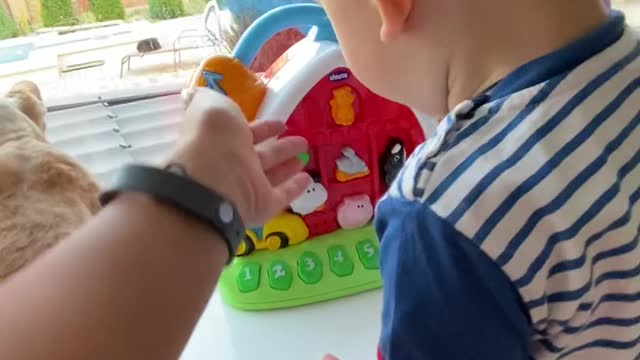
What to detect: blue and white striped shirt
<box><xmin>375</xmin><ymin>11</ymin><xmax>640</xmax><ymax>360</ymax></box>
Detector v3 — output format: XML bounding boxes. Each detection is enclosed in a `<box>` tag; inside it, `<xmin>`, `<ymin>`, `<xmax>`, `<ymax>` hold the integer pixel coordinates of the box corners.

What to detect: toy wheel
<box><xmin>236</xmin><ymin>233</ymin><xmax>256</xmax><ymax>256</ymax></box>
<box><xmin>266</xmin><ymin>232</ymin><xmax>289</xmax><ymax>250</ymax></box>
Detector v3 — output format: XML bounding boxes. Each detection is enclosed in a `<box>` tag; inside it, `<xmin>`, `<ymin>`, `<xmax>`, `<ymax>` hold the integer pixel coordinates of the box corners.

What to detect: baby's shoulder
<box><xmin>388</xmin><ymin>79</ymin><xmax>639</xmax><ymax>242</ymax></box>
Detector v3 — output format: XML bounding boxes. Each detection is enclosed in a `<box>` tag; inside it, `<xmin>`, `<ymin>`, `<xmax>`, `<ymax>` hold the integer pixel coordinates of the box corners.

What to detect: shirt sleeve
<box><xmin>375</xmin><ymin>198</ymin><xmax>532</xmax><ymax>360</ymax></box>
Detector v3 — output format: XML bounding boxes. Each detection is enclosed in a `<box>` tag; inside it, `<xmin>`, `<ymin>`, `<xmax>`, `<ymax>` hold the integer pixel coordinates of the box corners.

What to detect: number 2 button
<box><xmin>268</xmin><ymin>260</ymin><xmax>292</xmax><ymax>290</ymax></box>
<box><xmin>356</xmin><ymin>239</ymin><xmax>380</xmax><ymax>270</ymax></box>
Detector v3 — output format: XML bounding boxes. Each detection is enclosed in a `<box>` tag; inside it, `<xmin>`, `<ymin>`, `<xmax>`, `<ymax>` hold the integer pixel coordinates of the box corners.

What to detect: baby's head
<box><xmin>0</xmin><ymin>81</ymin><xmax>46</xmax><ymax>145</ymax></box>
<box><xmin>318</xmin><ymin>0</ymin><xmax>608</xmax><ymax>117</ymax></box>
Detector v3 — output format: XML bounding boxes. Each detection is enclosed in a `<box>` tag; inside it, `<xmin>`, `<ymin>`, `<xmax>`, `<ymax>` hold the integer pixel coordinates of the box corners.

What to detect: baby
<box><xmin>315</xmin><ymin>0</ymin><xmax>639</xmax><ymax>358</ymax></box>
<box><xmin>0</xmin><ymin>81</ymin><xmax>100</xmax><ymax>281</ymax></box>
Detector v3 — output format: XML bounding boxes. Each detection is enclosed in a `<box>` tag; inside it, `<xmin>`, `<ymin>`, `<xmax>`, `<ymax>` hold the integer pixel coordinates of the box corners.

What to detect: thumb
<box><xmin>322</xmin><ymin>355</ymin><xmax>340</xmax><ymax>360</ymax></box>
<box><xmin>180</xmin><ymin>87</ymin><xmax>197</xmax><ymax>109</ymax></box>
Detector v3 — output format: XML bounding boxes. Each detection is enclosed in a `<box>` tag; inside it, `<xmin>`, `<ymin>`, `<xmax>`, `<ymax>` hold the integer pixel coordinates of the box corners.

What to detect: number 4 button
<box><xmin>356</xmin><ymin>239</ymin><xmax>380</xmax><ymax>270</ymax></box>
<box><xmin>327</xmin><ymin>245</ymin><xmax>354</xmax><ymax>277</ymax></box>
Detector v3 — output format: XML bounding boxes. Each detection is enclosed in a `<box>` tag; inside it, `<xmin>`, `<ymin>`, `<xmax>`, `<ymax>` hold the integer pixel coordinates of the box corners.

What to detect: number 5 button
<box><xmin>268</xmin><ymin>260</ymin><xmax>293</xmax><ymax>290</ymax></box>
<box><xmin>356</xmin><ymin>239</ymin><xmax>380</xmax><ymax>270</ymax></box>
<box><xmin>298</xmin><ymin>252</ymin><xmax>323</xmax><ymax>284</ymax></box>
<box><xmin>327</xmin><ymin>245</ymin><xmax>354</xmax><ymax>277</ymax></box>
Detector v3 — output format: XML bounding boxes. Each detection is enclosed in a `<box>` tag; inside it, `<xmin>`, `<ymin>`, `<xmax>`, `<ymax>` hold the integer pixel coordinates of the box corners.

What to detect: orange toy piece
<box><xmin>329</xmin><ymin>85</ymin><xmax>356</xmax><ymax>126</ymax></box>
<box><xmin>334</xmin><ymin>146</ymin><xmax>369</xmax><ymax>182</ymax></box>
<box><xmin>190</xmin><ymin>55</ymin><xmax>267</xmax><ymax>122</ymax></box>
<box><xmin>335</xmin><ymin>169</ymin><xmax>369</xmax><ymax>182</ymax></box>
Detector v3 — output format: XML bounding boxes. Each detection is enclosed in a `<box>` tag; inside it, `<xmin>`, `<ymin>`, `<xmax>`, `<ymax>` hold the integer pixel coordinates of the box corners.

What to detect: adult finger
<box><xmin>265</xmin><ymin>157</ymin><xmax>305</xmax><ymax>186</ymax></box>
<box><xmin>257</xmin><ymin>136</ymin><xmax>308</xmax><ymax>171</ymax></box>
<box><xmin>251</xmin><ymin>121</ymin><xmax>286</xmax><ymax>144</ymax></box>
<box><xmin>322</xmin><ymin>355</ymin><xmax>340</xmax><ymax>360</ymax></box>
<box><xmin>180</xmin><ymin>87</ymin><xmax>197</xmax><ymax>109</ymax></box>
<box><xmin>186</xmin><ymin>88</ymin><xmax>244</xmax><ymax>123</ymax></box>
<box><xmin>270</xmin><ymin>172</ymin><xmax>312</xmax><ymax>210</ymax></box>
<box><xmin>182</xmin><ymin>88</ymin><xmax>248</xmax><ymax>141</ymax></box>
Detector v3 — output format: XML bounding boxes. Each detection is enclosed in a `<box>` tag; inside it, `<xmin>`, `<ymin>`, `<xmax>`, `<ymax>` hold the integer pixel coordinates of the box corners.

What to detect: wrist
<box><xmin>111</xmin><ymin>192</ymin><xmax>230</xmax><ymax>258</ymax></box>
<box><xmin>100</xmin><ymin>164</ymin><xmax>245</xmax><ymax>263</ymax></box>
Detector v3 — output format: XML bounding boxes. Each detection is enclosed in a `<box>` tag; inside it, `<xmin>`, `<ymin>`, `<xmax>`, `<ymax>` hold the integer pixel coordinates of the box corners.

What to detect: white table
<box><xmin>181</xmin><ymin>288</ymin><xmax>383</xmax><ymax>360</ymax></box>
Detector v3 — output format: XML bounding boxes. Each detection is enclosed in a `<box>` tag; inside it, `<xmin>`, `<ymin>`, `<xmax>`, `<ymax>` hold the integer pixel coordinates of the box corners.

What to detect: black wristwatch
<box><xmin>100</xmin><ymin>164</ymin><xmax>245</xmax><ymax>264</ymax></box>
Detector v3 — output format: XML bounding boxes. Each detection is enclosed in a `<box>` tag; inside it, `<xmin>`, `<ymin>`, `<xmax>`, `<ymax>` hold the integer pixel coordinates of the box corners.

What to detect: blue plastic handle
<box><xmin>232</xmin><ymin>4</ymin><xmax>337</xmax><ymax>66</ymax></box>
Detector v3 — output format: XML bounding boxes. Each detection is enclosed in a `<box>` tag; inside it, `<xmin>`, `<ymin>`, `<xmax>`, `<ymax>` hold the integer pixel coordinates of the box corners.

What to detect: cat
<box><xmin>0</xmin><ymin>81</ymin><xmax>101</xmax><ymax>281</ymax></box>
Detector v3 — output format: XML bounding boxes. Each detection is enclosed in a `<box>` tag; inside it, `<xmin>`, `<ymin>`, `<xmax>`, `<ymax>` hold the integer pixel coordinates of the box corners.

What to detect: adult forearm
<box><xmin>0</xmin><ymin>88</ymin><xmax>309</xmax><ymax>359</ymax></box>
<box><xmin>0</xmin><ymin>193</ymin><xmax>228</xmax><ymax>359</ymax></box>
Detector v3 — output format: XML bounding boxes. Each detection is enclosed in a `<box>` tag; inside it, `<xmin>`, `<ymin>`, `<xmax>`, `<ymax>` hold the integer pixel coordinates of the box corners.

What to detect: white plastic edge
<box><xmin>255</xmin><ymin>39</ymin><xmax>346</xmax><ymax>122</ymax></box>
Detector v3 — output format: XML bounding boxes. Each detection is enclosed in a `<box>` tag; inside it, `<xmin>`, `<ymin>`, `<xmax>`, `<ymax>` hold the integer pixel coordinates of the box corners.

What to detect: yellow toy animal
<box><xmin>0</xmin><ymin>81</ymin><xmax>101</xmax><ymax>281</ymax></box>
<box><xmin>236</xmin><ymin>213</ymin><xmax>310</xmax><ymax>256</ymax></box>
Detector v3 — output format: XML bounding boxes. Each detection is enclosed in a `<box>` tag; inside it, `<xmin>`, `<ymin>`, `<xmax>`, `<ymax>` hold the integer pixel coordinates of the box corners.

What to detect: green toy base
<box><xmin>219</xmin><ymin>226</ymin><xmax>382</xmax><ymax>311</ymax></box>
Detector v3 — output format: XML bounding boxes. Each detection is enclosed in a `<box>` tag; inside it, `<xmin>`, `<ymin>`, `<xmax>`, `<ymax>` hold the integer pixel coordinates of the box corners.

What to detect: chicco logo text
<box><xmin>329</xmin><ymin>72</ymin><xmax>349</xmax><ymax>81</ymax></box>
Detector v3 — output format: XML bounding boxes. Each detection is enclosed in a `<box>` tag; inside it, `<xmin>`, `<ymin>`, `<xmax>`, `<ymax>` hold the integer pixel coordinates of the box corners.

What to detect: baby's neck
<box><xmin>445</xmin><ymin>0</ymin><xmax>608</xmax><ymax>111</ymax></box>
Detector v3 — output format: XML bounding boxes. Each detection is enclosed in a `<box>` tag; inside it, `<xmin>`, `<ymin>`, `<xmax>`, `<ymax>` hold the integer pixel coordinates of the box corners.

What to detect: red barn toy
<box><xmin>191</xmin><ymin>4</ymin><xmax>428</xmax><ymax>310</ymax></box>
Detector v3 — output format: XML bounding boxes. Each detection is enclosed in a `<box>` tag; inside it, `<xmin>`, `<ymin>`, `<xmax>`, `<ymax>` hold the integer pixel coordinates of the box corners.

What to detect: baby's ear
<box><xmin>376</xmin><ymin>0</ymin><xmax>413</xmax><ymax>43</ymax></box>
<box><xmin>6</xmin><ymin>81</ymin><xmax>46</xmax><ymax>132</ymax></box>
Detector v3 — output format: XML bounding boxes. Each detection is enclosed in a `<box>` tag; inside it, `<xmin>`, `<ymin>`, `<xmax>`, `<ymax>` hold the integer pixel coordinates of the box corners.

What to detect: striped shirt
<box><xmin>375</xmin><ymin>11</ymin><xmax>640</xmax><ymax>360</ymax></box>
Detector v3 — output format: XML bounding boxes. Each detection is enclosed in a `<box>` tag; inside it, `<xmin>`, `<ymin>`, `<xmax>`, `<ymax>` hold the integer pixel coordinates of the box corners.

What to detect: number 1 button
<box><xmin>237</xmin><ymin>263</ymin><xmax>260</xmax><ymax>293</ymax></box>
<box><xmin>327</xmin><ymin>245</ymin><xmax>354</xmax><ymax>277</ymax></box>
<box><xmin>356</xmin><ymin>239</ymin><xmax>380</xmax><ymax>270</ymax></box>
<box><xmin>268</xmin><ymin>260</ymin><xmax>293</xmax><ymax>290</ymax></box>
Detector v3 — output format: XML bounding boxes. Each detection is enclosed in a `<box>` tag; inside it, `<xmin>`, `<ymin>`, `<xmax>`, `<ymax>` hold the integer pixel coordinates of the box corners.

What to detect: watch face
<box><xmin>164</xmin><ymin>163</ymin><xmax>188</xmax><ymax>176</ymax></box>
<box><xmin>218</xmin><ymin>201</ymin><xmax>235</xmax><ymax>224</ymax></box>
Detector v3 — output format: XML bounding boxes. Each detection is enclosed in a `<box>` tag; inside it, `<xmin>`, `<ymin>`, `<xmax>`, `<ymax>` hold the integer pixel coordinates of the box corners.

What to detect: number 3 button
<box><xmin>297</xmin><ymin>252</ymin><xmax>323</xmax><ymax>284</ymax></box>
<box><xmin>268</xmin><ymin>260</ymin><xmax>293</xmax><ymax>290</ymax></box>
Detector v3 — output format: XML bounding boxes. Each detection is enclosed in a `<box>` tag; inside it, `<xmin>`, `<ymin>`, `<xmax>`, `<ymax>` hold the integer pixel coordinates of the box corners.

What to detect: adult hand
<box><xmin>322</xmin><ymin>354</ymin><xmax>340</xmax><ymax>360</ymax></box>
<box><xmin>168</xmin><ymin>88</ymin><xmax>311</xmax><ymax>227</ymax></box>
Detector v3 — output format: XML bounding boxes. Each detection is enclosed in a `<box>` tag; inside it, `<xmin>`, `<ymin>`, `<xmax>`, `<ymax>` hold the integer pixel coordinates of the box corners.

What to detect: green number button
<box><xmin>297</xmin><ymin>251</ymin><xmax>323</xmax><ymax>284</ymax></box>
<box><xmin>356</xmin><ymin>239</ymin><xmax>380</xmax><ymax>270</ymax></box>
<box><xmin>327</xmin><ymin>245</ymin><xmax>354</xmax><ymax>277</ymax></box>
<box><xmin>237</xmin><ymin>263</ymin><xmax>261</xmax><ymax>293</ymax></box>
<box><xmin>268</xmin><ymin>260</ymin><xmax>293</xmax><ymax>290</ymax></box>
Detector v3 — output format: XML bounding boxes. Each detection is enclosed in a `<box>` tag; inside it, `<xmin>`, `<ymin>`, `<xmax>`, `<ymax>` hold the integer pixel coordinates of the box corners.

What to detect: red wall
<box><xmin>282</xmin><ymin>67</ymin><xmax>424</xmax><ymax>237</ymax></box>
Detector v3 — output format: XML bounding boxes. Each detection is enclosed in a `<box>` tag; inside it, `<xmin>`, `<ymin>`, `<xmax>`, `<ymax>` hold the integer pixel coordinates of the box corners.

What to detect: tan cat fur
<box><xmin>0</xmin><ymin>81</ymin><xmax>101</xmax><ymax>280</ymax></box>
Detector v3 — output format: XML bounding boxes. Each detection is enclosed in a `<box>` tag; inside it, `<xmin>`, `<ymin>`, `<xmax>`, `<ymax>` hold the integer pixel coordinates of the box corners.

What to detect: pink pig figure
<box><xmin>337</xmin><ymin>194</ymin><xmax>374</xmax><ymax>230</ymax></box>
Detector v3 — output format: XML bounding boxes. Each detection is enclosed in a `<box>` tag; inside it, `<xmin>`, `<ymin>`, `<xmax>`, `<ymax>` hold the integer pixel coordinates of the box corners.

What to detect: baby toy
<box><xmin>335</xmin><ymin>147</ymin><xmax>369</xmax><ymax>182</ymax></box>
<box><xmin>337</xmin><ymin>195</ymin><xmax>373</xmax><ymax>230</ymax></box>
<box><xmin>190</xmin><ymin>4</ymin><xmax>426</xmax><ymax>310</ymax></box>
<box><xmin>243</xmin><ymin>213</ymin><xmax>310</xmax><ymax>253</ymax></box>
<box><xmin>382</xmin><ymin>139</ymin><xmax>406</xmax><ymax>186</ymax></box>
<box><xmin>330</xmin><ymin>85</ymin><xmax>356</xmax><ymax>126</ymax></box>
<box><xmin>290</xmin><ymin>175</ymin><xmax>328</xmax><ymax>215</ymax></box>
